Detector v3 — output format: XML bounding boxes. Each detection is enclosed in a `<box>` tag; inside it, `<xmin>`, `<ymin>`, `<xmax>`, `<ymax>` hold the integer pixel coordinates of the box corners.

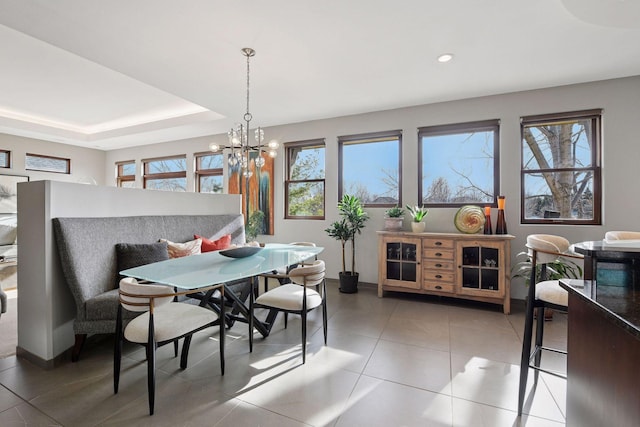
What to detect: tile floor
<box><xmin>0</xmin><ymin>281</ymin><xmax>567</xmax><ymax>426</ymax></box>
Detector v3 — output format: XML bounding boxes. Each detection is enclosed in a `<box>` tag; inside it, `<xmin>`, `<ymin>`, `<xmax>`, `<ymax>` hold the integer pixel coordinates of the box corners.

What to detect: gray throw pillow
<box><xmin>115</xmin><ymin>242</ymin><xmax>169</xmax><ymax>285</ymax></box>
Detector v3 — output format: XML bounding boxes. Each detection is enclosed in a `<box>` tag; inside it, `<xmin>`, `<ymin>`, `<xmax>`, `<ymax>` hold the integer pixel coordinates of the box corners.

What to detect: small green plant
<box><xmin>511</xmin><ymin>250</ymin><xmax>583</xmax><ymax>286</ymax></box>
<box><xmin>384</xmin><ymin>205</ymin><xmax>405</xmax><ymax>218</ymax></box>
<box><xmin>245</xmin><ymin>210</ymin><xmax>265</xmax><ymax>242</ymax></box>
<box><xmin>406</xmin><ymin>205</ymin><xmax>428</xmax><ymax>223</ymax></box>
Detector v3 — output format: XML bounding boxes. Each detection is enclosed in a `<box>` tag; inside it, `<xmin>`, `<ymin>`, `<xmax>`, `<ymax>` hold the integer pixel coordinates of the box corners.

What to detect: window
<box><xmin>116</xmin><ymin>161</ymin><xmax>136</xmax><ymax>188</ymax></box>
<box><xmin>25</xmin><ymin>153</ymin><xmax>70</xmax><ymax>174</ymax></box>
<box><xmin>195</xmin><ymin>152</ymin><xmax>223</xmax><ymax>193</ymax></box>
<box><xmin>521</xmin><ymin>109</ymin><xmax>601</xmax><ymax>224</ymax></box>
<box><xmin>285</xmin><ymin>139</ymin><xmax>325</xmax><ymax>219</ymax></box>
<box><xmin>0</xmin><ymin>150</ymin><xmax>10</xmax><ymax>168</ymax></box>
<box><xmin>339</xmin><ymin>130</ymin><xmax>401</xmax><ymax>206</ymax></box>
<box><xmin>143</xmin><ymin>156</ymin><xmax>187</xmax><ymax>191</ymax></box>
<box><xmin>419</xmin><ymin>120</ymin><xmax>499</xmax><ymax>207</ymax></box>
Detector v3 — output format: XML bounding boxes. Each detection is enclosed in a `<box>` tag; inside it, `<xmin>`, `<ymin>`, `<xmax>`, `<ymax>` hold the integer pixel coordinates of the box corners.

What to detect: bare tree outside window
<box><xmin>419</xmin><ymin>120</ymin><xmax>499</xmax><ymax>207</ymax></box>
<box><xmin>339</xmin><ymin>130</ymin><xmax>402</xmax><ymax>207</ymax></box>
<box><xmin>143</xmin><ymin>156</ymin><xmax>187</xmax><ymax>191</ymax></box>
<box><xmin>116</xmin><ymin>161</ymin><xmax>135</xmax><ymax>188</ymax></box>
<box><xmin>285</xmin><ymin>139</ymin><xmax>325</xmax><ymax>219</ymax></box>
<box><xmin>195</xmin><ymin>152</ymin><xmax>223</xmax><ymax>193</ymax></box>
<box><xmin>521</xmin><ymin>110</ymin><xmax>601</xmax><ymax>224</ymax></box>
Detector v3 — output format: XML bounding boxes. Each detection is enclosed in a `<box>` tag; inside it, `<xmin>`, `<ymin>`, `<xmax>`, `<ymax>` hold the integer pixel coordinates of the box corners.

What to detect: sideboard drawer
<box><xmin>423</xmin><ymin>281</ymin><xmax>455</xmax><ymax>293</ymax></box>
<box><xmin>423</xmin><ymin>270</ymin><xmax>455</xmax><ymax>282</ymax></box>
<box><xmin>423</xmin><ymin>238</ymin><xmax>455</xmax><ymax>249</ymax></box>
<box><xmin>423</xmin><ymin>249</ymin><xmax>454</xmax><ymax>260</ymax></box>
<box><xmin>423</xmin><ymin>260</ymin><xmax>455</xmax><ymax>271</ymax></box>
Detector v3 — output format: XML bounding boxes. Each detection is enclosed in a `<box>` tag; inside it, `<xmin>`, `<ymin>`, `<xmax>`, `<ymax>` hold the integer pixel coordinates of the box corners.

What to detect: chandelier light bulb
<box><xmin>268</xmin><ymin>140</ymin><xmax>279</xmax><ymax>150</ymax></box>
<box><xmin>209</xmin><ymin>143</ymin><xmax>220</xmax><ymax>152</ymax></box>
<box><xmin>268</xmin><ymin>150</ymin><xmax>277</xmax><ymax>158</ymax></box>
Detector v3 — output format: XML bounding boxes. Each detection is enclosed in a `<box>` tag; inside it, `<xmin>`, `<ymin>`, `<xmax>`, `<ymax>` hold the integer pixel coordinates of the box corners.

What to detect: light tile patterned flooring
<box><xmin>0</xmin><ymin>281</ymin><xmax>567</xmax><ymax>426</ymax></box>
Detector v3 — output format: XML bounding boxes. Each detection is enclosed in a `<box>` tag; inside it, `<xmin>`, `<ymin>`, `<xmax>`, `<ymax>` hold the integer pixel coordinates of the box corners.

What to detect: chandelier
<box><xmin>209</xmin><ymin>48</ymin><xmax>279</xmax><ymax>178</ymax></box>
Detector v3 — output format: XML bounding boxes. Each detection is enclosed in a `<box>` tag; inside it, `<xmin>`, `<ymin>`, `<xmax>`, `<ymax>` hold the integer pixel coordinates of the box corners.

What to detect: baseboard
<box><xmin>16</xmin><ymin>346</ymin><xmax>68</xmax><ymax>369</ymax></box>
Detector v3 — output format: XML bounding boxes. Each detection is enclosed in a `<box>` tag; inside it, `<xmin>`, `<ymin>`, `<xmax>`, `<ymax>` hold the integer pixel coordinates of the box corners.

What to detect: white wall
<box><xmin>17</xmin><ymin>180</ymin><xmax>241</xmax><ymax>363</ymax></box>
<box><xmin>103</xmin><ymin>76</ymin><xmax>640</xmax><ymax>300</ymax></box>
<box><xmin>0</xmin><ymin>133</ymin><xmax>105</xmax><ymax>184</ymax></box>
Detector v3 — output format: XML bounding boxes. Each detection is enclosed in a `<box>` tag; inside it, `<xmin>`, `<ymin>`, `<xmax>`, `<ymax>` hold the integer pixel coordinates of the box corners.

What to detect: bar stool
<box><xmin>517</xmin><ymin>234</ymin><xmax>583</xmax><ymax>416</ymax></box>
<box><xmin>604</xmin><ymin>230</ymin><xmax>640</xmax><ymax>241</ymax></box>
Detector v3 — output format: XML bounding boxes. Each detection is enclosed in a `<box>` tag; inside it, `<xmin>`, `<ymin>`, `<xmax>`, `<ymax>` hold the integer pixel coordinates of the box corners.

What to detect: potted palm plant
<box><xmin>406</xmin><ymin>204</ymin><xmax>428</xmax><ymax>233</ymax></box>
<box><xmin>325</xmin><ymin>194</ymin><xmax>369</xmax><ymax>293</ymax></box>
<box><xmin>384</xmin><ymin>205</ymin><xmax>405</xmax><ymax>231</ymax></box>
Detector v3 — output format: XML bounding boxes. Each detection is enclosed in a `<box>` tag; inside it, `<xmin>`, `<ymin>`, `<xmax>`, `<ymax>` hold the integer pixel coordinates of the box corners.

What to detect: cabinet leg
<box><xmin>503</xmin><ymin>299</ymin><xmax>510</xmax><ymax>315</ymax></box>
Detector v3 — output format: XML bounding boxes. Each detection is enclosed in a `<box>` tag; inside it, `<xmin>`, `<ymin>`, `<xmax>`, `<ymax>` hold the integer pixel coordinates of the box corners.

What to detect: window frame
<box><xmin>338</xmin><ymin>130</ymin><xmax>402</xmax><ymax>208</ymax></box>
<box><xmin>194</xmin><ymin>151</ymin><xmax>224</xmax><ymax>193</ymax></box>
<box><xmin>116</xmin><ymin>160</ymin><xmax>136</xmax><ymax>188</ymax></box>
<box><xmin>25</xmin><ymin>153</ymin><xmax>71</xmax><ymax>174</ymax></box>
<box><xmin>418</xmin><ymin>119</ymin><xmax>500</xmax><ymax>208</ymax></box>
<box><xmin>0</xmin><ymin>150</ymin><xmax>11</xmax><ymax>169</ymax></box>
<box><xmin>142</xmin><ymin>155</ymin><xmax>187</xmax><ymax>191</ymax></box>
<box><xmin>520</xmin><ymin>109</ymin><xmax>602</xmax><ymax>225</ymax></box>
<box><xmin>284</xmin><ymin>139</ymin><xmax>326</xmax><ymax>220</ymax></box>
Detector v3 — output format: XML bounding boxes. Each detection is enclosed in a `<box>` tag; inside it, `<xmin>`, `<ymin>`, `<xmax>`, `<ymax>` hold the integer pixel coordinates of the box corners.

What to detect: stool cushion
<box><xmin>535</xmin><ymin>280</ymin><xmax>568</xmax><ymax>307</ymax></box>
<box><xmin>256</xmin><ymin>284</ymin><xmax>322</xmax><ymax>311</ymax></box>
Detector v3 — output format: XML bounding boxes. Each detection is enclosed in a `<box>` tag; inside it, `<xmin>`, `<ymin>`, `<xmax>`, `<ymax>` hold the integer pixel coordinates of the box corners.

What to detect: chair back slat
<box><xmin>119</xmin><ymin>277</ymin><xmax>175</xmax><ymax>312</ymax></box>
<box><xmin>526</xmin><ymin>234</ymin><xmax>570</xmax><ymax>265</ymax></box>
<box><xmin>289</xmin><ymin>260</ymin><xmax>325</xmax><ymax>287</ymax></box>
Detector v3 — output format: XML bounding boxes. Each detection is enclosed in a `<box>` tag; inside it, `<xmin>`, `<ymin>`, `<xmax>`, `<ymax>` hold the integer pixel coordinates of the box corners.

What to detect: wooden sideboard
<box><xmin>377</xmin><ymin>231</ymin><xmax>514</xmax><ymax>314</ymax></box>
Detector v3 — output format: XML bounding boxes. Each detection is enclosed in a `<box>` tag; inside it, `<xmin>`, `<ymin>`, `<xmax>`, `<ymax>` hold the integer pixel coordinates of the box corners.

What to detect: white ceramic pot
<box><xmin>411</xmin><ymin>221</ymin><xmax>426</xmax><ymax>233</ymax></box>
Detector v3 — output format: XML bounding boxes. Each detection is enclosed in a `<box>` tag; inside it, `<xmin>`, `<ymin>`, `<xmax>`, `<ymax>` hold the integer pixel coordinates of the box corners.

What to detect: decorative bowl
<box><xmin>454</xmin><ymin>205</ymin><xmax>486</xmax><ymax>234</ymax></box>
<box><xmin>219</xmin><ymin>246</ymin><xmax>263</xmax><ymax>258</ymax></box>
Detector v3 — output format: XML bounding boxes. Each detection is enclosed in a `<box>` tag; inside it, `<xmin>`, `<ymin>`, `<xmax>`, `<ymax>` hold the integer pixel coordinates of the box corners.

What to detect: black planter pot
<box><xmin>339</xmin><ymin>271</ymin><xmax>359</xmax><ymax>293</ymax></box>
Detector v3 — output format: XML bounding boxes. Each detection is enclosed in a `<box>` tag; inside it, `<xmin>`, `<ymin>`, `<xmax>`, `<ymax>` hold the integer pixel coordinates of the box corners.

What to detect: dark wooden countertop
<box><xmin>560</xmin><ymin>279</ymin><xmax>640</xmax><ymax>338</ymax></box>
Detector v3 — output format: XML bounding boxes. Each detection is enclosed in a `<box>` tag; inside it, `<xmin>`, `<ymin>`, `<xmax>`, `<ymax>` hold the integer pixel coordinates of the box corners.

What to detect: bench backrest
<box><xmin>53</xmin><ymin>214</ymin><xmax>245</xmax><ymax>311</ymax></box>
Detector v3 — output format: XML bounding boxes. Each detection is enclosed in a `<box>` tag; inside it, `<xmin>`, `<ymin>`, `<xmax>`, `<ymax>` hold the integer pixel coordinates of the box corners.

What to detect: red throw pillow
<box><xmin>195</xmin><ymin>234</ymin><xmax>232</xmax><ymax>252</ymax></box>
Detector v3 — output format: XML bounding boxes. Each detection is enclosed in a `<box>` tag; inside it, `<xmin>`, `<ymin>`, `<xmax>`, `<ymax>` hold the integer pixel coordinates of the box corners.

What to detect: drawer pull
<box><xmin>435</xmin><ymin>274</ymin><xmax>442</xmax><ymax>279</ymax></box>
<box><xmin>435</xmin><ymin>241</ymin><xmax>442</xmax><ymax>246</ymax></box>
<box><xmin>435</xmin><ymin>263</ymin><xmax>442</xmax><ymax>267</ymax></box>
<box><xmin>435</xmin><ymin>285</ymin><xmax>442</xmax><ymax>290</ymax></box>
<box><xmin>435</xmin><ymin>252</ymin><xmax>442</xmax><ymax>257</ymax></box>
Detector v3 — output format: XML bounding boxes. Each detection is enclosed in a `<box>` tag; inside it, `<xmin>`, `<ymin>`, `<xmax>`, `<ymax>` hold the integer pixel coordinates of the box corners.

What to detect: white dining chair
<box><xmin>258</xmin><ymin>242</ymin><xmax>317</xmax><ymax>293</ymax></box>
<box><xmin>249</xmin><ymin>259</ymin><xmax>327</xmax><ymax>364</ymax></box>
<box><xmin>114</xmin><ymin>277</ymin><xmax>225</xmax><ymax>415</ymax></box>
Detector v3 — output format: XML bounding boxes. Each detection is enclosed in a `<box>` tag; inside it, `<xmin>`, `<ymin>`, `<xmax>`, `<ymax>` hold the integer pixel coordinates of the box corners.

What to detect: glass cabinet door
<box><xmin>459</xmin><ymin>243</ymin><xmax>501</xmax><ymax>293</ymax></box>
<box><xmin>383</xmin><ymin>238</ymin><xmax>421</xmax><ymax>288</ymax></box>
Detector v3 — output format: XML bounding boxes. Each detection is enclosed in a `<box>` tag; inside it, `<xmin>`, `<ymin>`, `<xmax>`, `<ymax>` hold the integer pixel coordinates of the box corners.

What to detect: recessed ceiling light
<box><xmin>437</xmin><ymin>53</ymin><xmax>454</xmax><ymax>63</ymax></box>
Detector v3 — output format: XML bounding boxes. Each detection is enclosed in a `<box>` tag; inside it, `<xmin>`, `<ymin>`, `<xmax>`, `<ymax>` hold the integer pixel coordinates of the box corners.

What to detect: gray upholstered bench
<box><xmin>53</xmin><ymin>214</ymin><xmax>245</xmax><ymax>361</ymax></box>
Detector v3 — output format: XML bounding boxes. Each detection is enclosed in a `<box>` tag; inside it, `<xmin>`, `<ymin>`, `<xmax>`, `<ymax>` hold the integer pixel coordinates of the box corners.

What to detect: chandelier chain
<box><xmin>244</xmin><ymin>51</ymin><xmax>252</xmax><ymax>122</ymax></box>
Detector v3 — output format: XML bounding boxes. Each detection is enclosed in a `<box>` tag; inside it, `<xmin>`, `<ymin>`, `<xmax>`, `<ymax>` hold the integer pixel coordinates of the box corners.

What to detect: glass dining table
<box><xmin>120</xmin><ymin>243</ymin><xmax>324</xmax><ymax>337</ymax></box>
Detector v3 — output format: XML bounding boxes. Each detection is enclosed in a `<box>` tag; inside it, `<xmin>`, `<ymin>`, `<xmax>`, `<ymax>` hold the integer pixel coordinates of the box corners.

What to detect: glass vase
<box><xmin>495</xmin><ymin>196</ymin><xmax>507</xmax><ymax>234</ymax></box>
<box><xmin>483</xmin><ymin>206</ymin><xmax>493</xmax><ymax>235</ymax></box>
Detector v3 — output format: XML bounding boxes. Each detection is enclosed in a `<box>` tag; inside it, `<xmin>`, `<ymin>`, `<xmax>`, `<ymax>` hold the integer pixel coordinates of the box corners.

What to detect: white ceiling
<box><xmin>0</xmin><ymin>0</ymin><xmax>639</xmax><ymax>150</ymax></box>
